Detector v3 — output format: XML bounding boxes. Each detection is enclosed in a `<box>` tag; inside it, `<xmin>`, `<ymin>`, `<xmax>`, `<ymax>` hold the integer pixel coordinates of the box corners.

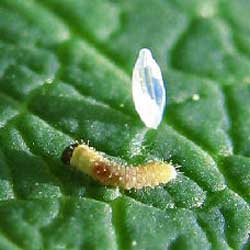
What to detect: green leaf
<box><xmin>0</xmin><ymin>0</ymin><xmax>249</xmax><ymax>249</ymax></box>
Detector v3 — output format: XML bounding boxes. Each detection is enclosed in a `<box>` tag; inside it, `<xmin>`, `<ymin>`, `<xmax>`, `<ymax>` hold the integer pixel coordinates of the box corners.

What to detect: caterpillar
<box><xmin>61</xmin><ymin>143</ymin><xmax>177</xmax><ymax>190</ymax></box>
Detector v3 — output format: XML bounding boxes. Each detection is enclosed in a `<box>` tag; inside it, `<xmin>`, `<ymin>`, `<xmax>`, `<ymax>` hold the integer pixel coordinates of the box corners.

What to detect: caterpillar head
<box><xmin>61</xmin><ymin>143</ymin><xmax>79</xmax><ymax>165</ymax></box>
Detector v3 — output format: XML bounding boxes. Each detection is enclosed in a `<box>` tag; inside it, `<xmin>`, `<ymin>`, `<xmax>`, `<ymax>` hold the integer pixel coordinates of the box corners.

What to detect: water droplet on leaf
<box><xmin>192</xmin><ymin>94</ymin><xmax>200</xmax><ymax>101</ymax></box>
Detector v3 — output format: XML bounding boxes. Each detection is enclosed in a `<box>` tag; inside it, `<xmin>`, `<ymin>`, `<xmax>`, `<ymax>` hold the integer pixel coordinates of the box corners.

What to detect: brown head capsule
<box><xmin>61</xmin><ymin>143</ymin><xmax>79</xmax><ymax>165</ymax></box>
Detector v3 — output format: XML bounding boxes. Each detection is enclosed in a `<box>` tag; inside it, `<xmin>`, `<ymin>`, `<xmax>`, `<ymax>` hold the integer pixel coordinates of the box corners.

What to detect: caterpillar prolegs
<box><xmin>62</xmin><ymin>143</ymin><xmax>177</xmax><ymax>190</ymax></box>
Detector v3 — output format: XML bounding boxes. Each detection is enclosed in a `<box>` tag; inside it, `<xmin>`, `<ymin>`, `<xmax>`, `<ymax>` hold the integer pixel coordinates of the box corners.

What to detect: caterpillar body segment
<box><xmin>62</xmin><ymin>143</ymin><xmax>177</xmax><ymax>190</ymax></box>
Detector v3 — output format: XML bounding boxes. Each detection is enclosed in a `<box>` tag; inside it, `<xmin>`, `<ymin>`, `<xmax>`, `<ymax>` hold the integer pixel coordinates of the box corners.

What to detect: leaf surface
<box><xmin>0</xmin><ymin>0</ymin><xmax>250</xmax><ymax>249</ymax></box>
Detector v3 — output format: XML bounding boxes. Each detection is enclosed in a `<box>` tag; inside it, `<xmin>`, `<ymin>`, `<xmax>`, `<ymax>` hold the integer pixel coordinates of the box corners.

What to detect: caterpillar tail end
<box><xmin>61</xmin><ymin>143</ymin><xmax>79</xmax><ymax>165</ymax></box>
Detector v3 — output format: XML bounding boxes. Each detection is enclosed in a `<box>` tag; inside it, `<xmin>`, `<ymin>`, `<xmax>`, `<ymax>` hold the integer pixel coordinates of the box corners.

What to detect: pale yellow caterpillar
<box><xmin>62</xmin><ymin>143</ymin><xmax>177</xmax><ymax>190</ymax></box>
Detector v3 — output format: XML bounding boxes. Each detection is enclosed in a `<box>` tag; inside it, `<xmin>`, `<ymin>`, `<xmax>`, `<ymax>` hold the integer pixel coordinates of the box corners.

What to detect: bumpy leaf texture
<box><xmin>0</xmin><ymin>0</ymin><xmax>250</xmax><ymax>249</ymax></box>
